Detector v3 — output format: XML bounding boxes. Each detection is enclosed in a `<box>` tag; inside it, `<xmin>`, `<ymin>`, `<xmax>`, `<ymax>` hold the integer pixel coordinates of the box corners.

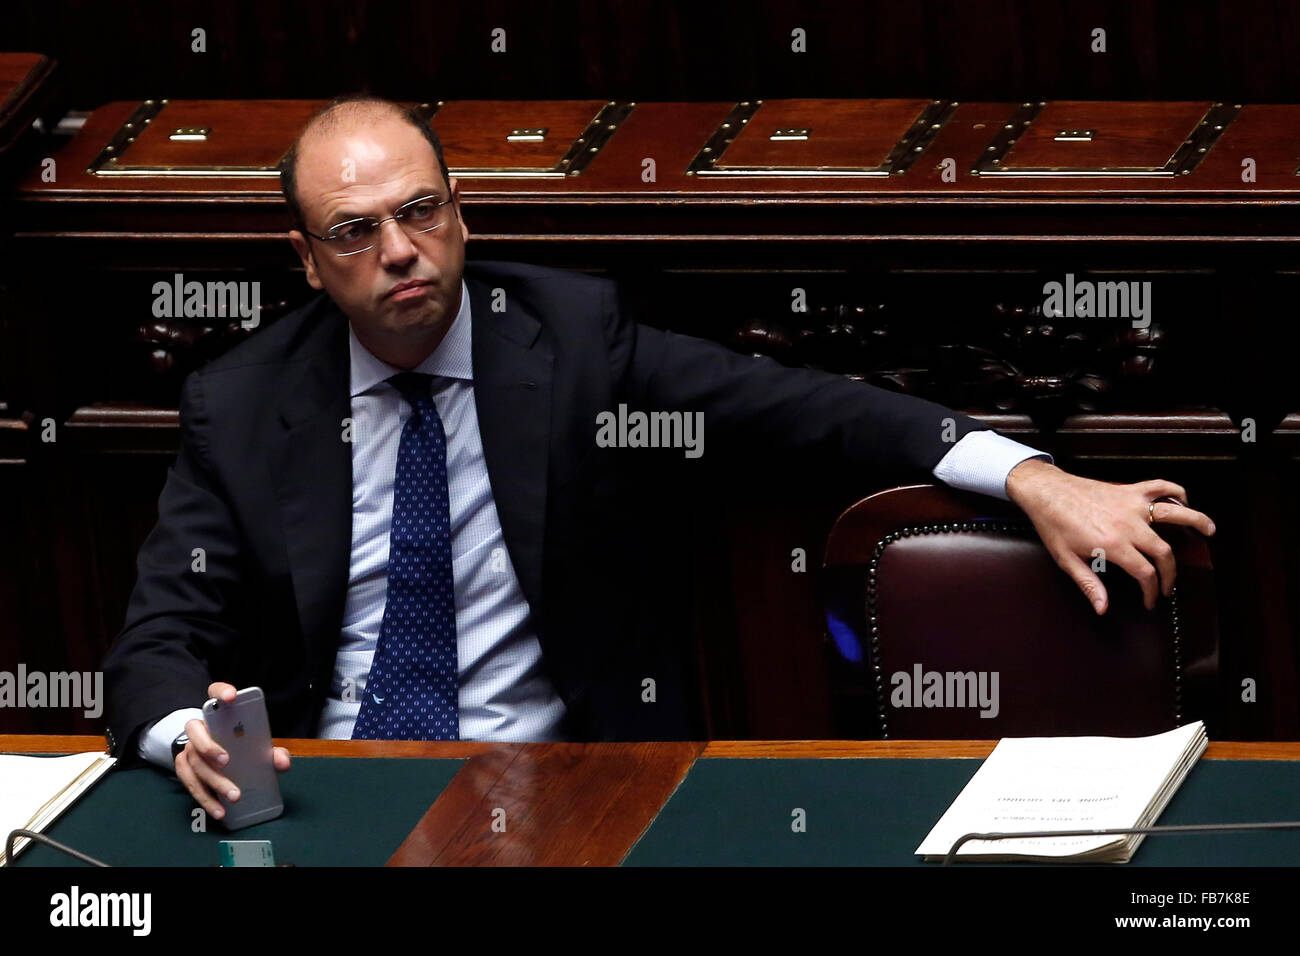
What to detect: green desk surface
<box><xmin>14</xmin><ymin>757</ymin><xmax>463</xmax><ymax>867</ymax></box>
<box><xmin>624</xmin><ymin>758</ymin><xmax>1300</xmax><ymax>866</ymax></box>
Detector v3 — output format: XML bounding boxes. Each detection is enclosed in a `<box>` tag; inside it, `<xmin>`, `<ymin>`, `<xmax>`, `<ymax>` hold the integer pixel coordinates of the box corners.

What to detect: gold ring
<box><xmin>1148</xmin><ymin>501</ymin><xmax>1156</xmax><ymax>524</ymax></box>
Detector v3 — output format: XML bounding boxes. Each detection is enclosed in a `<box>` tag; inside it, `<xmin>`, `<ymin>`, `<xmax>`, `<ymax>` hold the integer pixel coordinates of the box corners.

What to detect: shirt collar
<box><xmin>348</xmin><ymin>278</ymin><xmax>473</xmax><ymax>397</ymax></box>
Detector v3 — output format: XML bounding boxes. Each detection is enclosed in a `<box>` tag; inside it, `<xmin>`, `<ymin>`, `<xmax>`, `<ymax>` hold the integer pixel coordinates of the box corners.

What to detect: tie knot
<box><xmin>388</xmin><ymin>371</ymin><xmax>435</xmax><ymax>411</ymax></box>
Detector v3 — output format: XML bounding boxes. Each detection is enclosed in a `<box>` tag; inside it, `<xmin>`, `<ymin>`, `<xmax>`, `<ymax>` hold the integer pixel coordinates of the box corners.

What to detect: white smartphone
<box><xmin>201</xmin><ymin>686</ymin><xmax>284</xmax><ymax>830</ymax></box>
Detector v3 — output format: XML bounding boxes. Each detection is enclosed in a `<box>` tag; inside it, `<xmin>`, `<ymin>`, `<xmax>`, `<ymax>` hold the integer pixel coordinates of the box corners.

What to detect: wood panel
<box><xmin>7</xmin><ymin>734</ymin><xmax>1298</xmax><ymax>759</ymax></box>
<box><xmin>387</xmin><ymin>741</ymin><xmax>703</xmax><ymax>866</ymax></box>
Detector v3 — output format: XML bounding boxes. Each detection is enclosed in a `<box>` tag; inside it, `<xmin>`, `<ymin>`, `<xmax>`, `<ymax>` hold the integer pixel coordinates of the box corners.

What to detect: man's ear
<box><xmin>450</xmin><ymin>177</ymin><xmax>469</xmax><ymax>244</ymax></box>
<box><xmin>288</xmin><ymin>230</ymin><xmax>324</xmax><ymax>290</ymax></box>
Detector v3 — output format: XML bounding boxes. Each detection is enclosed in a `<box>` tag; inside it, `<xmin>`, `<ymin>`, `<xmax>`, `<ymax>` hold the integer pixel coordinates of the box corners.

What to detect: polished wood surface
<box><xmin>0</xmin><ymin>53</ymin><xmax>55</xmax><ymax>156</ymax></box>
<box><xmin>719</xmin><ymin>99</ymin><xmax>929</xmax><ymax>170</ymax></box>
<box><xmin>0</xmin><ymin>734</ymin><xmax>507</xmax><ymax>757</ymax></box>
<box><xmin>700</xmin><ymin>739</ymin><xmax>1300</xmax><ymax>759</ymax></box>
<box><xmin>1001</xmin><ymin>101</ymin><xmax>1211</xmax><ymax>170</ymax></box>
<box><xmin>388</xmin><ymin>743</ymin><xmax>524</xmax><ymax>865</ymax></box>
<box><xmin>435</xmin><ymin>99</ymin><xmax>614</xmax><ymax>171</ymax></box>
<box><xmin>121</xmin><ymin>99</ymin><xmax>319</xmax><ymax>169</ymax></box>
<box><xmin>20</xmin><ymin>97</ymin><xmax>1300</xmax><ymax>251</ymax></box>
<box><xmin>5</xmin><ymin>735</ymin><xmax>1296</xmax><ymax>759</ymax></box>
<box><xmin>389</xmin><ymin>741</ymin><xmax>703</xmax><ymax>866</ymax></box>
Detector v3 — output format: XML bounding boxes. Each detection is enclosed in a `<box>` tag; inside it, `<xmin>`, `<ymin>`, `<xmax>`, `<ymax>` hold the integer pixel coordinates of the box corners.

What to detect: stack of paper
<box><xmin>0</xmin><ymin>751</ymin><xmax>116</xmax><ymax>865</ymax></box>
<box><xmin>916</xmin><ymin>721</ymin><xmax>1208</xmax><ymax>862</ymax></box>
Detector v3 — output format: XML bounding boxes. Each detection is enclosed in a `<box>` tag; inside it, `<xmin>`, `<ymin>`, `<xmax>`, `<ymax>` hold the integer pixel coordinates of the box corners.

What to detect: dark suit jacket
<box><xmin>102</xmin><ymin>259</ymin><xmax>989</xmax><ymax>760</ymax></box>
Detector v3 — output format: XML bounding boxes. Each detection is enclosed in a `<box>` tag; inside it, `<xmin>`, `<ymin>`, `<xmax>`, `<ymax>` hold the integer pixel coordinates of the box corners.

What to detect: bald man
<box><xmin>102</xmin><ymin>95</ymin><xmax>1214</xmax><ymax>821</ymax></box>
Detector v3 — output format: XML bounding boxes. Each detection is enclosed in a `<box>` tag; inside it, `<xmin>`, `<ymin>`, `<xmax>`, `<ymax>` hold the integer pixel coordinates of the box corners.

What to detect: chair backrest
<box><xmin>821</xmin><ymin>484</ymin><xmax>1220</xmax><ymax>739</ymax></box>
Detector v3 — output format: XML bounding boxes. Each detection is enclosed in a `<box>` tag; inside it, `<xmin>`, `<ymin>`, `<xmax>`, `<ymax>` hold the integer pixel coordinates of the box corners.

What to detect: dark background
<box><xmin>6</xmin><ymin>0</ymin><xmax>1300</xmax><ymax>106</ymax></box>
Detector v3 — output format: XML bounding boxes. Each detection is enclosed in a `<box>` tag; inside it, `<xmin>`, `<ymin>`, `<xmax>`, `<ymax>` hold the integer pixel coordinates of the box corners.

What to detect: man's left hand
<box><xmin>1005</xmin><ymin>457</ymin><xmax>1216</xmax><ymax>615</ymax></box>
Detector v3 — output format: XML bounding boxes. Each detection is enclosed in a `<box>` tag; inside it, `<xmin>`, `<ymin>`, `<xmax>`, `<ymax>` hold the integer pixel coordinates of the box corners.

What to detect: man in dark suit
<box><xmin>102</xmin><ymin>96</ymin><xmax>1215</xmax><ymax>822</ymax></box>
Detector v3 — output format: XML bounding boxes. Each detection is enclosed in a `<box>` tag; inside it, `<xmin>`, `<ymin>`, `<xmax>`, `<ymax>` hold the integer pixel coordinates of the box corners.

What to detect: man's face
<box><xmin>287</xmin><ymin>113</ymin><xmax>469</xmax><ymax>362</ymax></box>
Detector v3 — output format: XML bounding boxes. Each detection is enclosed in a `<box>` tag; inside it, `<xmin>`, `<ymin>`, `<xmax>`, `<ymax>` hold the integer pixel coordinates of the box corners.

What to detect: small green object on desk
<box><xmin>219</xmin><ymin>840</ymin><xmax>275</xmax><ymax>867</ymax></box>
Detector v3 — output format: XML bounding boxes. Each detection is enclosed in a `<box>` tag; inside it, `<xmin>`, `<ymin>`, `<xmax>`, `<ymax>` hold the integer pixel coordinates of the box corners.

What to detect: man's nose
<box><xmin>376</xmin><ymin>218</ymin><xmax>418</xmax><ymax>267</ymax></box>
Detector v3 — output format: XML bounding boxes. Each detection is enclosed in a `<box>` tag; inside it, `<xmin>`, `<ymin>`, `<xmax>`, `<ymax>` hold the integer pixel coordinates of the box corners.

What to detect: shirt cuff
<box><xmin>931</xmin><ymin>430</ymin><xmax>1052</xmax><ymax>501</ymax></box>
<box><xmin>137</xmin><ymin>707</ymin><xmax>206</xmax><ymax>769</ymax></box>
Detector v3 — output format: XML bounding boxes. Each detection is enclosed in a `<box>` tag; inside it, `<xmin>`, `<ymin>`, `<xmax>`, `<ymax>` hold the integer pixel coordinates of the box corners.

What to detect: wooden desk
<box><xmin>5</xmin><ymin>735</ymin><xmax>1297</xmax><ymax>866</ymax></box>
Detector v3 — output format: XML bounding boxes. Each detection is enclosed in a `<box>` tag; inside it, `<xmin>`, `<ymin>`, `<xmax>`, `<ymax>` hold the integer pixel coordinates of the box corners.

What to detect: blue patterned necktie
<box><xmin>352</xmin><ymin>371</ymin><xmax>460</xmax><ymax>740</ymax></box>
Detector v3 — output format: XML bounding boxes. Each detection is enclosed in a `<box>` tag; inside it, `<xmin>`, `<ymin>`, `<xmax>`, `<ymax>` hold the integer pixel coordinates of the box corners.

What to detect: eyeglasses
<box><xmin>304</xmin><ymin>195</ymin><xmax>454</xmax><ymax>257</ymax></box>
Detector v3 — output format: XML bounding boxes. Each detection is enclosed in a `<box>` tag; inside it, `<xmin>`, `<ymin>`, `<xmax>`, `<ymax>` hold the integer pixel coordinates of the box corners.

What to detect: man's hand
<box><xmin>173</xmin><ymin>682</ymin><xmax>291</xmax><ymax>821</ymax></box>
<box><xmin>1005</xmin><ymin>458</ymin><xmax>1216</xmax><ymax>614</ymax></box>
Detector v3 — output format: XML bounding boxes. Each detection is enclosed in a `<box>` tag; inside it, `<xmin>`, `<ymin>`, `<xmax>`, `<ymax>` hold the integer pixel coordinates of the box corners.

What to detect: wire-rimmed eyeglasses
<box><xmin>304</xmin><ymin>195</ymin><xmax>454</xmax><ymax>257</ymax></box>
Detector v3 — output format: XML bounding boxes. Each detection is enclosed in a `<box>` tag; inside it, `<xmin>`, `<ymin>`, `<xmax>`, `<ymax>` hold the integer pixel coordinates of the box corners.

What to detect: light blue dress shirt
<box><xmin>318</xmin><ymin>280</ymin><xmax>567</xmax><ymax>741</ymax></box>
<box><xmin>137</xmin><ymin>280</ymin><xmax>1048</xmax><ymax>765</ymax></box>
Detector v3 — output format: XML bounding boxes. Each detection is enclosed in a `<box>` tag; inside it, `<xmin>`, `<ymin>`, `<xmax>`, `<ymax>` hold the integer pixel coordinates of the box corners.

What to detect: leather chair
<box><xmin>821</xmin><ymin>484</ymin><xmax>1220</xmax><ymax>739</ymax></box>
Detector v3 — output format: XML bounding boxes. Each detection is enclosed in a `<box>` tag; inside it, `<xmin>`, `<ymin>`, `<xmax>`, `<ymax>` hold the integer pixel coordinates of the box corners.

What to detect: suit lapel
<box><xmin>467</xmin><ymin>273</ymin><xmax>553</xmax><ymax>612</ymax></box>
<box><xmin>270</xmin><ymin>307</ymin><xmax>353</xmax><ymax>674</ymax></box>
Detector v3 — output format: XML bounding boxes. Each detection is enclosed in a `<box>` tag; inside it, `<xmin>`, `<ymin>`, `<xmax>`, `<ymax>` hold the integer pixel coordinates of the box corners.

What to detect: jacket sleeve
<box><xmin>101</xmin><ymin>370</ymin><xmax>246</xmax><ymax>762</ymax></box>
<box><xmin>600</xmin><ymin>280</ymin><xmax>991</xmax><ymax>485</ymax></box>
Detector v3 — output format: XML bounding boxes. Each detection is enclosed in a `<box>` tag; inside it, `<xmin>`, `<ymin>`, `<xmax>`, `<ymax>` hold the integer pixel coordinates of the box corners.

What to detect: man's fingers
<box><xmin>174</xmin><ymin>750</ymin><xmax>226</xmax><ymax>820</ymax></box>
<box><xmin>185</xmin><ymin>745</ymin><xmax>240</xmax><ymax>802</ymax></box>
<box><xmin>1136</xmin><ymin>480</ymin><xmax>1187</xmax><ymax>504</ymax></box>
<box><xmin>207</xmin><ymin>682</ymin><xmax>238</xmax><ymax>701</ymax></box>
<box><xmin>1151</xmin><ymin>501</ymin><xmax>1216</xmax><ymax>536</ymax></box>
<box><xmin>1055</xmin><ymin>550</ymin><xmax>1109</xmax><ymax>615</ymax></box>
<box><xmin>273</xmin><ymin>746</ymin><xmax>292</xmax><ymax>771</ymax></box>
<box><xmin>1134</xmin><ymin>526</ymin><xmax>1176</xmax><ymax>597</ymax></box>
<box><xmin>184</xmin><ymin>717</ymin><xmax>228</xmax><ymax>768</ymax></box>
<box><xmin>1110</xmin><ymin>545</ymin><xmax>1160</xmax><ymax>610</ymax></box>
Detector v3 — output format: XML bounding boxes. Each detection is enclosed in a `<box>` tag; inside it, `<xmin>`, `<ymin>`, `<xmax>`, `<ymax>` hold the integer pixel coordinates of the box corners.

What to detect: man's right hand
<box><xmin>173</xmin><ymin>682</ymin><xmax>292</xmax><ymax>821</ymax></box>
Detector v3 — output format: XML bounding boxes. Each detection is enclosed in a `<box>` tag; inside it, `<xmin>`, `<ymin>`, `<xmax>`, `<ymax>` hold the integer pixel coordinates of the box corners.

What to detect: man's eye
<box><xmin>333</xmin><ymin>222</ymin><xmax>368</xmax><ymax>242</ymax></box>
<box><xmin>405</xmin><ymin>201</ymin><xmax>436</xmax><ymax>220</ymax></box>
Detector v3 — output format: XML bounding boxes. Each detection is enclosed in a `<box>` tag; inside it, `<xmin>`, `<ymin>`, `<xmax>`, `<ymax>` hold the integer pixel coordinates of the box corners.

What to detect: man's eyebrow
<box><xmin>324</xmin><ymin>188</ymin><xmax>444</xmax><ymax>225</ymax></box>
